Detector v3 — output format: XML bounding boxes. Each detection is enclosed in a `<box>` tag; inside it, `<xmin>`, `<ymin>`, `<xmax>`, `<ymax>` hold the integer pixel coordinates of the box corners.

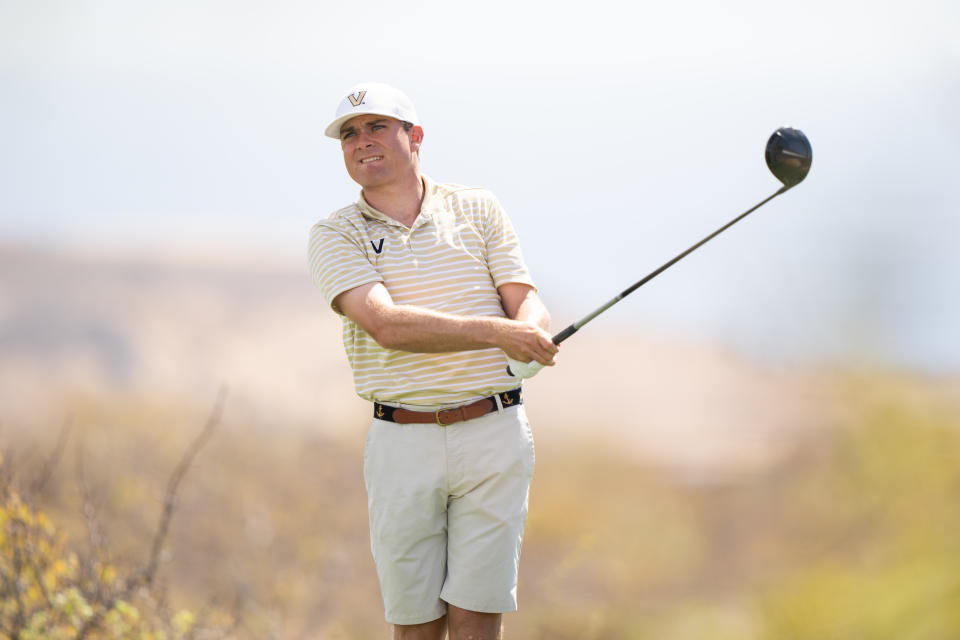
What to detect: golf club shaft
<box><xmin>551</xmin><ymin>185</ymin><xmax>789</xmax><ymax>345</ymax></box>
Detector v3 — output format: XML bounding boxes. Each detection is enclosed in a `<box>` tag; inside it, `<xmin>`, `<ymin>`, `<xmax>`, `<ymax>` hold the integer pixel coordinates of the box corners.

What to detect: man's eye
<box><xmin>372</xmin><ymin>125</ymin><xmax>385</xmax><ymax>130</ymax></box>
<box><xmin>341</xmin><ymin>132</ymin><xmax>355</xmax><ymax>139</ymax></box>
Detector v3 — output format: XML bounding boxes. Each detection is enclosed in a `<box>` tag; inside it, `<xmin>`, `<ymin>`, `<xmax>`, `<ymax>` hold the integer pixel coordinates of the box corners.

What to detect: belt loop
<box><xmin>493</xmin><ymin>392</ymin><xmax>504</xmax><ymax>414</ymax></box>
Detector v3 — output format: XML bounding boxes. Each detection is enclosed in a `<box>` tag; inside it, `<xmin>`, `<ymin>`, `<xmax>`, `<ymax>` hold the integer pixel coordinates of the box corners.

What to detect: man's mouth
<box><xmin>360</xmin><ymin>156</ymin><xmax>383</xmax><ymax>164</ymax></box>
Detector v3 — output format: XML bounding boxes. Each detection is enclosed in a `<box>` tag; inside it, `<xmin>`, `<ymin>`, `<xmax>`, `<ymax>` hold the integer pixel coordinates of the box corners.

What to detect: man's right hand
<box><xmin>497</xmin><ymin>321</ymin><xmax>558</xmax><ymax>367</ymax></box>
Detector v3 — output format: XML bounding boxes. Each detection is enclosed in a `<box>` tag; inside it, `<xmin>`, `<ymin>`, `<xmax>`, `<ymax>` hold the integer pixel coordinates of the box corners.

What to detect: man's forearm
<box><xmin>338</xmin><ymin>281</ymin><xmax>556</xmax><ymax>363</ymax></box>
<box><xmin>370</xmin><ymin>303</ymin><xmax>519</xmax><ymax>353</ymax></box>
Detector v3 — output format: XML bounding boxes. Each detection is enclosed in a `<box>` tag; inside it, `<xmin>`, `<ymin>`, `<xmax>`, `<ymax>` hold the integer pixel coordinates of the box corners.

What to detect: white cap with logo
<box><xmin>324</xmin><ymin>82</ymin><xmax>420</xmax><ymax>139</ymax></box>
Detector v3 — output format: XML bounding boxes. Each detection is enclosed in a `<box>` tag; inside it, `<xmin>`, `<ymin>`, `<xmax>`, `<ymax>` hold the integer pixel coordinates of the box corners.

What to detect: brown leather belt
<box><xmin>373</xmin><ymin>388</ymin><xmax>522</xmax><ymax>427</ymax></box>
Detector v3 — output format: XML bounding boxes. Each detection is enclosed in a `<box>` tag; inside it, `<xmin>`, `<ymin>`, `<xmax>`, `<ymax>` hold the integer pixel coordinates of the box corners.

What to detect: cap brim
<box><xmin>324</xmin><ymin>114</ymin><xmax>356</xmax><ymax>139</ymax></box>
<box><xmin>324</xmin><ymin>110</ymin><xmax>412</xmax><ymax>139</ymax></box>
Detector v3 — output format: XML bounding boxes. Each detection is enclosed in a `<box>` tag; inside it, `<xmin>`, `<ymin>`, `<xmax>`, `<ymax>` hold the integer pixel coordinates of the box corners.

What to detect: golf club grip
<box><xmin>552</xmin><ymin>325</ymin><xmax>578</xmax><ymax>345</ymax></box>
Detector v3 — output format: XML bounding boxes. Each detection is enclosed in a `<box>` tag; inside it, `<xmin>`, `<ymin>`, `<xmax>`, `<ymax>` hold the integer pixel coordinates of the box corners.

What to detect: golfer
<box><xmin>308</xmin><ymin>82</ymin><xmax>558</xmax><ymax>639</ymax></box>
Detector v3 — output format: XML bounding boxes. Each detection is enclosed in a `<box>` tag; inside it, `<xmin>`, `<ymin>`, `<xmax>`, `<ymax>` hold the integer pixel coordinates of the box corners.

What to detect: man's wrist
<box><xmin>476</xmin><ymin>316</ymin><xmax>513</xmax><ymax>351</ymax></box>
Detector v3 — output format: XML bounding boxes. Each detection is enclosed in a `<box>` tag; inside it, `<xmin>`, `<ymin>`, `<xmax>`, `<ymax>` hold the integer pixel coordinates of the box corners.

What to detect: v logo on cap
<box><xmin>325</xmin><ymin>83</ymin><xmax>418</xmax><ymax>139</ymax></box>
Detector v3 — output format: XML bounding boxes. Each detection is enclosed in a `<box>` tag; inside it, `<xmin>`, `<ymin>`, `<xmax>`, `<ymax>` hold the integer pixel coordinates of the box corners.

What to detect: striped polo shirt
<box><xmin>308</xmin><ymin>175</ymin><xmax>536</xmax><ymax>406</ymax></box>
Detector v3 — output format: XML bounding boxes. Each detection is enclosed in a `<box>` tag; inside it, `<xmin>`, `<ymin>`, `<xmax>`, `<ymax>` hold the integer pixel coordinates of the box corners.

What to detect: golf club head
<box><xmin>765</xmin><ymin>127</ymin><xmax>812</xmax><ymax>188</ymax></box>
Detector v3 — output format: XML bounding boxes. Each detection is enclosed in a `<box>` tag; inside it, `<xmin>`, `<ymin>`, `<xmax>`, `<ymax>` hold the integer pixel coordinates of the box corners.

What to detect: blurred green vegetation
<box><xmin>1</xmin><ymin>452</ymin><xmax>199</xmax><ymax>639</ymax></box>
<box><xmin>2</xmin><ymin>375</ymin><xmax>959</xmax><ymax>639</ymax></box>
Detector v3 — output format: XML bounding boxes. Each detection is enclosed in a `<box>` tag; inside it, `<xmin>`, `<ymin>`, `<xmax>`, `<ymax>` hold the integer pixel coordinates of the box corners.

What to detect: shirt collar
<box><xmin>356</xmin><ymin>175</ymin><xmax>439</xmax><ymax>227</ymax></box>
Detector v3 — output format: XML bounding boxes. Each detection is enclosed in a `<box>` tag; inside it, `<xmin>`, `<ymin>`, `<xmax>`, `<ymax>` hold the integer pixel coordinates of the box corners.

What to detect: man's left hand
<box><xmin>506</xmin><ymin>356</ymin><xmax>549</xmax><ymax>379</ymax></box>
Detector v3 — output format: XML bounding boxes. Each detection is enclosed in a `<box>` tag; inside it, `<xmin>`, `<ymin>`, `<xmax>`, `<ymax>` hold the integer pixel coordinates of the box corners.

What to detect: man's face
<box><xmin>339</xmin><ymin>114</ymin><xmax>421</xmax><ymax>189</ymax></box>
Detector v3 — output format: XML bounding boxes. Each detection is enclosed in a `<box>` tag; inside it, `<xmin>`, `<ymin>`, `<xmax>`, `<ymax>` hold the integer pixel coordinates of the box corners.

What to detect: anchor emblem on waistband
<box><xmin>376</xmin><ymin>405</ymin><xmax>385</xmax><ymax>419</ymax></box>
<box><xmin>502</xmin><ymin>393</ymin><xmax>514</xmax><ymax>406</ymax></box>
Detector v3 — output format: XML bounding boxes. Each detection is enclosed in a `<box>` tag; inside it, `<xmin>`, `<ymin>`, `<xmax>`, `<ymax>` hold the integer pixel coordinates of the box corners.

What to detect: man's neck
<box><xmin>362</xmin><ymin>172</ymin><xmax>425</xmax><ymax>228</ymax></box>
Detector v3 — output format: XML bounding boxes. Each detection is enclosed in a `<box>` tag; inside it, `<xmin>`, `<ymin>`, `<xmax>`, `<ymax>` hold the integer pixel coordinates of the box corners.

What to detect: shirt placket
<box><xmin>406</xmin><ymin>213</ymin><xmax>431</xmax><ymax>267</ymax></box>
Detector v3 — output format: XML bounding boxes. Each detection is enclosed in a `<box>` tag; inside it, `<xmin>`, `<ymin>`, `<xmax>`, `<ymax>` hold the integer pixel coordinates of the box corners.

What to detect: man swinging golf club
<box><xmin>309</xmin><ymin>82</ymin><xmax>557</xmax><ymax>639</ymax></box>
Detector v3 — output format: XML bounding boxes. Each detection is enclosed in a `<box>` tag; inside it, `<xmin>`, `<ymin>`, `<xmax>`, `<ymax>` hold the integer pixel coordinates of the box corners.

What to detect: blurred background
<box><xmin>1</xmin><ymin>1</ymin><xmax>959</xmax><ymax>638</ymax></box>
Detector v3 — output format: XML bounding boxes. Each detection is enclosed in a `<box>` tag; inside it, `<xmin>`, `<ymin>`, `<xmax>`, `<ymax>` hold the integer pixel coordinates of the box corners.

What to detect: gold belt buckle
<box><xmin>435</xmin><ymin>406</ymin><xmax>466</xmax><ymax>427</ymax></box>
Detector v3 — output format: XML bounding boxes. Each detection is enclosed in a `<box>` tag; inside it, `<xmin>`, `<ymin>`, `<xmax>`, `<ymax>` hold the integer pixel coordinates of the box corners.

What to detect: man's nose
<box><xmin>356</xmin><ymin>130</ymin><xmax>374</xmax><ymax>146</ymax></box>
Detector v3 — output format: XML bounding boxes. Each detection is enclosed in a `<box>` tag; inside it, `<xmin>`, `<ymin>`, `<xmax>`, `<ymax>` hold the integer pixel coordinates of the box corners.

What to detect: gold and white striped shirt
<box><xmin>308</xmin><ymin>175</ymin><xmax>536</xmax><ymax>405</ymax></box>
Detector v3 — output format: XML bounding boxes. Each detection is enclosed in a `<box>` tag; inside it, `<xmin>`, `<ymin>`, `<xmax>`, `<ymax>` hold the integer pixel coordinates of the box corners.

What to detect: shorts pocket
<box><xmin>519</xmin><ymin>409</ymin><xmax>535</xmax><ymax>478</ymax></box>
<box><xmin>363</xmin><ymin>422</ymin><xmax>376</xmax><ymax>491</ymax></box>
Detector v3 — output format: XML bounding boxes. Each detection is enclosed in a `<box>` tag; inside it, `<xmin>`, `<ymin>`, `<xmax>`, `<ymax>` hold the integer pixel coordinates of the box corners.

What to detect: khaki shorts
<box><xmin>363</xmin><ymin>403</ymin><xmax>535</xmax><ymax>625</ymax></box>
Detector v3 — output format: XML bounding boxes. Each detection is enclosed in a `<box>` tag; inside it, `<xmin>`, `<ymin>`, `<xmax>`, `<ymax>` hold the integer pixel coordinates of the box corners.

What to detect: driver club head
<box><xmin>765</xmin><ymin>127</ymin><xmax>812</xmax><ymax>188</ymax></box>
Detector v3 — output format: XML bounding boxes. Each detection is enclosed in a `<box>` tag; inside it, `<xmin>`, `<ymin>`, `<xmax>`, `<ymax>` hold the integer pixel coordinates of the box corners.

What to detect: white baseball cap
<box><xmin>324</xmin><ymin>82</ymin><xmax>420</xmax><ymax>139</ymax></box>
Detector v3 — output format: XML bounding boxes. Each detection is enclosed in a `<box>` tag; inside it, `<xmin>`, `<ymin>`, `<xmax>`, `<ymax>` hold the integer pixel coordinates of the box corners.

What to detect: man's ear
<box><xmin>410</xmin><ymin>125</ymin><xmax>424</xmax><ymax>150</ymax></box>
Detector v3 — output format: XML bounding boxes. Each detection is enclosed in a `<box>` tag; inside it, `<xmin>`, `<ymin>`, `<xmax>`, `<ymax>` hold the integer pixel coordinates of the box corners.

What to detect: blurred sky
<box><xmin>1</xmin><ymin>0</ymin><xmax>958</xmax><ymax>373</ymax></box>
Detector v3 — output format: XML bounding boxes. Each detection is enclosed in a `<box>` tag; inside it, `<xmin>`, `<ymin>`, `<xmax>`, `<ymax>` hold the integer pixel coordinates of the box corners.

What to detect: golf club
<box><xmin>508</xmin><ymin>127</ymin><xmax>812</xmax><ymax>375</ymax></box>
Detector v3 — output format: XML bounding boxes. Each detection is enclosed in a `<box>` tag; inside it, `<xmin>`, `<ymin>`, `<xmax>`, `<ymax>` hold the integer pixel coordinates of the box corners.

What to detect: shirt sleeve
<box><xmin>482</xmin><ymin>195</ymin><xmax>537</xmax><ymax>290</ymax></box>
<box><xmin>308</xmin><ymin>220</ymin><xmax>383</xmax><ymax>314</ymax></box>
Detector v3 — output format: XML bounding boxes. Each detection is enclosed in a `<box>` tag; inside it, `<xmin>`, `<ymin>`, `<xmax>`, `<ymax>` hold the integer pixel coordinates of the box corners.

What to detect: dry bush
<box><xmin>0</xmin><ymin>392</ymin><xmax>232</xmax><ymax>640</ymax></box>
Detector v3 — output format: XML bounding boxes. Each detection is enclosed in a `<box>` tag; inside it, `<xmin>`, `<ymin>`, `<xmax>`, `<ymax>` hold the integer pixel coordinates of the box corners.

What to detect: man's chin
<box><xmin>348</xmin><ymin>171</ymin><xmax>387</xmax><ymax>190</ymax></box>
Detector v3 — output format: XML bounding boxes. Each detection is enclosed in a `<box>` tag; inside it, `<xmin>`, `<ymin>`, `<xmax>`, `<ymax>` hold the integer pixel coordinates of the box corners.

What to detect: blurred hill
<box><xmin>3</xmin><ymin>243</ymin><xmax>957</xmax><ymax>479</ymax></box>
<box><xmin>0</xmin><ymin>244</ymin><xmax>363</xmax><ymax>433</ymax></box>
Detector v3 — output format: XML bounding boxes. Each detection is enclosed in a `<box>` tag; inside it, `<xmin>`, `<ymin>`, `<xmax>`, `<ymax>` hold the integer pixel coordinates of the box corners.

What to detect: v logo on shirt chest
<box><xmin>370</xmin><ymin>238</ymin><xmax>385</xmax><ymax>254</ymax></box>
